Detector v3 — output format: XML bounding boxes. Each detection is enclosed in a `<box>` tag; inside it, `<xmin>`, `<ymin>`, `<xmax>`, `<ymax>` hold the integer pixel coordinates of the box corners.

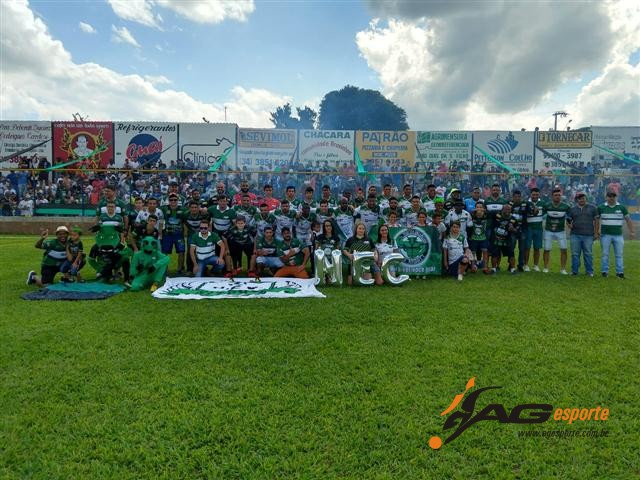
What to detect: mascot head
<box><xmin>141</xmin><ymin>236</ymin><xmax>158</xmax><ymax>255</ymax></box>
<box><xmin>95</xmin><ymin>226</ymin><xmax>120</xmax><ymax>253</ymax></box>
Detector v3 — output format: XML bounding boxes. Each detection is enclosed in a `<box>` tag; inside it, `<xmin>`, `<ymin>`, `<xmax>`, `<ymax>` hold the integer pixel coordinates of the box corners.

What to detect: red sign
<box><xmin>52</xmin><ymin>121</ymin><xmax>114</xmax><ymax>170</ymax></box>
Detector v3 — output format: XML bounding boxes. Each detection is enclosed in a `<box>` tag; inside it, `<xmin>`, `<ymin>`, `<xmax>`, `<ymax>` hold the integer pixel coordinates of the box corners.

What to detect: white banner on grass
<box><xmin>152</xmin><ymin>277</ymin><xmax>325</xmax><ymax>300</ymax></box>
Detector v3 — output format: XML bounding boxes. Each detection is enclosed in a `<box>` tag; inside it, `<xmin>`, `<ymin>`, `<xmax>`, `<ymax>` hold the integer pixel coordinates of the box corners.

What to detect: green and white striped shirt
<box><xmin>597</xmin><ymin>203</ymin><xmax>628</xmax><ymax>236</ymax></box>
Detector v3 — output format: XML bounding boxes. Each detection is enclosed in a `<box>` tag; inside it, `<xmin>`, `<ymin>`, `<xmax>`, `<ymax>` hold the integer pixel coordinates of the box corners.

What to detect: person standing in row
<box><xmin>567</xmin><ymin>192</ymin><xmax>599</xmax><ymax>277</ymax></box>
<box><xmin>598</xmin><ymin>191</ymin><xmax>635</xmax><ymax>279</ymax></box>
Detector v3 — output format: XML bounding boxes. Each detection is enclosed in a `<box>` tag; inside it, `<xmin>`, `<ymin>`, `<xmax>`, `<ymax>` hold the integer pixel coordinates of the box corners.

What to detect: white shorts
<box><xmin>544</xmin><ymin>231</ymin><xmax>567</xmax><ymax>250</ymax></box>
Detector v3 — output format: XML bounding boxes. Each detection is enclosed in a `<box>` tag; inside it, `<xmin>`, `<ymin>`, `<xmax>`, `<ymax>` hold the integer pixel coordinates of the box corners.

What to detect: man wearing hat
<box><xmin>597</xmin><ymin>191</ymin><xmax>635</xmax><ymax>278</ymax></box>
<box><xmin>567</xmin><ymin>192</ymin><xmax>599</xmax><ymax>276</ymax></box>
<box><xmin>27</xmin><ymin>226</ymin><xmax>69</xmax><ymax>286</ymax></box>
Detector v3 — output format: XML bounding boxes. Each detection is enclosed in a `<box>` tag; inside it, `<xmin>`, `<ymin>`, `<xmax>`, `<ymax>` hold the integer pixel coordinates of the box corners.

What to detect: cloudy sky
<box><xmin>1</xmin><ymin>0</ymin><xmax>638</xmax><ymax>130</ymax></box>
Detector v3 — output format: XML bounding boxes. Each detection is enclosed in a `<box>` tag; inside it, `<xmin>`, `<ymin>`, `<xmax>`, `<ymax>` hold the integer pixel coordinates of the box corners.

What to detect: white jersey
<box><xmin>444</xmin><ymin>210</ymin><xmax>472</xmax><ymax>237</ymax></box>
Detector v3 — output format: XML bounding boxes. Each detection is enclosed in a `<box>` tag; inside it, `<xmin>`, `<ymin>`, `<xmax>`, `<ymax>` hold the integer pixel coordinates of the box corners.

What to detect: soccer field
<box><xmin>1</xmin><ymin>235</ymin><xmax>638</xmax><ymax>479</ymax></box>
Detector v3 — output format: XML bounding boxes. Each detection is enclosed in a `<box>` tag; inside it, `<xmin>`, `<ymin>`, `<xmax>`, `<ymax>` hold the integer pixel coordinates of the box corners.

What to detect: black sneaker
<box><xmin>26</xmin><ymin>270</ymin><xmax>36</xmax><ymax>285</ymax></box>
<box><xmin>601</xmin><ymin>272</ymin><xmax>608</xmax><ymax>278</ymax></box>
<box><xmin>616</xmin><ymin>273</ymin><xmax>625</xmax><ymax>279</ymax></box>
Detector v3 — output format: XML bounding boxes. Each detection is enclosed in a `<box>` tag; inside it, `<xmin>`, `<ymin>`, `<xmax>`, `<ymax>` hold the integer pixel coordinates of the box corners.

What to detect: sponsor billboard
<box><xmin>356</xmin><ymin>130</ymin><xmax>416</xmax><ymax>168</ymax></box>
<box><xmin>0</xmin><ymin>121</ymin><xmax>52</xmax><ymax>167</ymax></box>
<box><xmin>237</xmin><ymin>128</ymin><xmax>297</xmax><ymax>170</ymax></box>
<box><xmin>415</xmin><ymin>131</ymin><xmax>472</xmax><ymax>168</ymax></box>
<box><xmin>298</xmin><ymin>129</ymin><xmax>354</xmax><ymax>168</ymax></box>
<box><xmin>536</xmin><ymin>130</ymin><xmax>592</xmax><ymax>149</ymax></box>
<box><xmin>535</xmin><ymin>130</ymin><xmax>593</xmax><ymax>169</ymax></box>
<box><xmin>592</xmin><ymin>126</ymin><xmax>640</xmax><ymax>162</ymax></box>
<box><xmin>52</xmin><ymin>121</ymin><xmax>114</xmax><ymax>170</ymax></box>
<box><xmin>472</xmin><ymin>131</ymin><xmax>535</xmax><ymax>173</ymax></box>
<box><xmin>178</xmin><ymin>123</ymin><xmax>237</xmax><ymax>169</ymax></box>
<box><xmin>114</xmin><ymin>122</ymin><xmax>178</xmax><ymax>168</ymax></box>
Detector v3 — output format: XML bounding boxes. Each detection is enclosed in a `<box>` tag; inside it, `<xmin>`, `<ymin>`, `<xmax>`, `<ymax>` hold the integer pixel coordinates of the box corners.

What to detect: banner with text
<box><xmin>473</xmin><ymin>131</ymin><xmax>535</xmax><ymax>173</ymax></box>
<box><xmin>237</xmin><ymin>128</ymin><xmax>297</xmax><ymax>170</ymax></box>
<box><xmin>152</xmin><ymin>277</ymin><xmax>325</xmax><ymax>300</ymax></box>
<box><xmin>535</xmin><ymin>130</ymin><xmax>593</xmax><ymax>169</ymax></box>
<box><xmin>178</xmin><ymin>123</ymin><xmax>237</xmax><ymax>169</ymax></box>
<box><xmin>298</xmin><ymin>129</ymin><xmax>354</xmax><ymax>169</ymax></box>
<box><xmin>592</xmin><ymin>126</ymin><xmax>640</xmax><ymax>162</ymax></box>
<box><xmin>389</xmin><ymin>225</ymin><xmax>442</xmax><ymax>276</ymax></box>
<box><xmin>114</xmin><ymin>122</ymin><xmax>178</xmax><ymax>168</ymax></box>
<box><xmin>415</xmin><ymin>131</ymin><xmax>472</xmax><ymax>168</ymax></box>
<box><xmin>356</xmin><ymin>130</ymin><xmax>416</xmax><ymax>169</ymax></box>
<box><xmin>52</xmin><ymin>121</ymin><xmax>114</xmax><ymax>170</ymax></box>
<box><xmin>0</xmin><ymin>121</ymin><xmax>52</xmax><ymax>167</ymax></box>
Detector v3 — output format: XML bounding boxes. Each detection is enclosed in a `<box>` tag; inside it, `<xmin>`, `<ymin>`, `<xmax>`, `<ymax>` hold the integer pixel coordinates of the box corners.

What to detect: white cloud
<box><xmin>111</xmin><ymin>25</ymin><xmax>141</xmax><ymax>48</ymax></box>
<box><xmin>358</xmin><ymin>1</ymin><xmax>639</xmax><ymax>129</ymax></box>
<box><xmin>78</xmin><ymin>21</ymin><xmax>96</xmax><ymax>34</ymax></box>
<box><xmin>143</xmin><ymin>74</ymin><xmax>172</xmax><ymax>85</ymax></box>
<box><xmin>0</xmin><ymin>0</ymin><xmax>288</xmax><ymax>128</ymax></box>
<box><xmin>107</xmin><ymin>0</ymin><xmax>254</xmax><ymax>28</ymax></box>
<box><xmin>106</xmin><ymin>0</ymin><xmax>162</xmax><ymax>29</ymax></box>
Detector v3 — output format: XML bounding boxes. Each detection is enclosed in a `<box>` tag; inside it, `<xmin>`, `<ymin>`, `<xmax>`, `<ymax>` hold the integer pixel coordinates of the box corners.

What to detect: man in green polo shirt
<box><xmin>27</xmin><ymin>225</ymin><xmax>69</xmax><ymax>286</ymax></box>
<box><xmin>190</xmin><ymin>220</ymin><xmax>228</xmax><ymax>277</ymax></box>
<box><xmin>597</xmin><ymin>191</ymin><xmax>635</xmax><ymax>278</ymax></box>
<box><xmin>542</xmin><ymin>188</ymin><xmax>571</xmax><ymax>274</ymax></box>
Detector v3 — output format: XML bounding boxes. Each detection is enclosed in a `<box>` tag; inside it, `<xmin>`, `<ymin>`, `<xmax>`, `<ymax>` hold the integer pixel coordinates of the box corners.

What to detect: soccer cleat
<box><xmin>150</xmin><ymin>283</ymin><xmax>159</xmax><ymax>292</ymax></box>
<box><xmin>224</xmin><ymin>272</ymin><xmax>234</xmax><ymax>279</ymax></box>
<box><xmin>26</xmin><ymin>270</ymin><xmax>36</xmax><ymax>285</ymax></box>
<box><xmin>601</xmin><ymin>272</ymin><xmax>608</xmax><ymax>278</ymax></box>
<box><xmin>560</xmin><ymin>270</ymin><xmax>568</xmax><ymax>275</ymax></box>
<box><xmin>523</xmin><ymin>265</ymin><xmax>530</xmax><ymax>272</ymax></box>
<box><xmin>248</xmin><ymin>271</ymin><xmax>257</xmax><ymax>278</ymax></box>
<box><xmin>457</xmin><ymin>274</ymin><xmax>463</xmax><ymax>281</ymax></box>
<box><xmin>542</xmin><ymin>268</ymin><xmax>549</xmax><ymax>273</ymax></box>
<box><xmin>483</xmin><ymin>268</ymin><xmax>490</xmax><ymax>275</ymax></box>
<box><xmin>533</xmin><ymin>265</ymin><xmax>540</xmax><ymax>272</ymax></box>
<box><xmin>510</xmin><ymin>268</ymin><xmax>516</xmax><ymax>274</ymax></box>
<box><xmin>491</xmin><ymin>268</ymin><xmax>497</xmax><ymax>274</ymax></box>
<box><xmin>616</xmin><ymin>273</ymin><xmax>625</xmax><ymax>279</ymax></box>
<box><xmin>234</xmin><ymin>267</ymin><xmax>243</xmax><ymax>275</ymax></box>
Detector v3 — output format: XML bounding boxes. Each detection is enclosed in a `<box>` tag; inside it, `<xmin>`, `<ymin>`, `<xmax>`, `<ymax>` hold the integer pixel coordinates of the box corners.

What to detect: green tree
<box><xmin>269</xmin><ymin>103</ymin><xmax>317</xmax><ymax>129</ymax></box>
<box><xmin>318</xmin><ymin>85</ymin><xmax>409</xmax><ymax>131</ymax></box>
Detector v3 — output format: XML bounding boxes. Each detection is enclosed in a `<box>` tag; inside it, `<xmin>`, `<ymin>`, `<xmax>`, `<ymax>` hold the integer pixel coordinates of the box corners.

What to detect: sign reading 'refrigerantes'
<box><xmin>537</xmin><ymin>130</ymin><xmax>593</xmax><ymax>149</ymax></box>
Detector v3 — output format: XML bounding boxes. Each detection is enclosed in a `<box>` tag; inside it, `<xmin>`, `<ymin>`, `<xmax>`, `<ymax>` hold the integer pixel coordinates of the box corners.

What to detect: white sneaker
<box><xmin>26</xmin><ymin>270</ymin><xmax>36</xmax><ymax>285</ymax></box>
<box><xmin>533</xmin><ymin>265</ymin><xmax>540</xmax><ymax>272</ymax></box>
<box><xmin>457</xmin><ymin>274</ymin><xmax>463</xmax><ymax>281</ymax></box>
<box><xmin>560</xmin><ymin>270</ymin><xmax>568</xmax><ymax>275</ymax></box>
<box><xmin>523</xmin><ymin>265</ymin><xmax>530</xmax><ymax>272</ymax></box>
<box><xmin>543</xmin><ymin>268</ymin><xmax>549</xmax><ymax>273</ymax></box>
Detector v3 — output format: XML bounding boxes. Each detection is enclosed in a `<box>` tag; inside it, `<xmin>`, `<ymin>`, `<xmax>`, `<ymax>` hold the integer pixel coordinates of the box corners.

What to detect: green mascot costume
<box><xmin>129</xmin><ymin>236</ymin><xmax>169</xmax><ymax>292</ymax></box>
<box><xmin>88</xmin><ymin>225</ymin><xmax>131</xmax><ymax>283</ymax></box>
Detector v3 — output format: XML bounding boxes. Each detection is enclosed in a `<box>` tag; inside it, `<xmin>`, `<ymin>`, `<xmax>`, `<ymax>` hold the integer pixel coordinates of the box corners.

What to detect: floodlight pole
<box><xmin>552</xmin><ymin>111</ymin><xmax>569</xmax><ymax>131</ymax></box>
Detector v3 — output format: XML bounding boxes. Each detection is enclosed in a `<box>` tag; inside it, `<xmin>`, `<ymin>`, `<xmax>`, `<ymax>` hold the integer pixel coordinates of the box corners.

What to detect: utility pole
<box><xmin>224</xmin><ymin>106</ymin><xmax>227</xmax><ymax>122</ymax></box>
<box><xmin>552</xmin><ymin>111</ymin><xmax>568</xmax><ymax>131</ymax></box>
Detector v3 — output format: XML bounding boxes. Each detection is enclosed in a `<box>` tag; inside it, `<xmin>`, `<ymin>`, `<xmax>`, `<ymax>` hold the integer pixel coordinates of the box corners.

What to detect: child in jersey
<box><xmin>442</xmin><ymin>221</ymin><xmax>471</xmax><ymax>281</ymax></box>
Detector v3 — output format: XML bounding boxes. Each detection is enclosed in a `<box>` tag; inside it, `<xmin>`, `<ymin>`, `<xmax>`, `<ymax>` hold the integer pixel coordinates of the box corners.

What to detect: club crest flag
<box><xmin>152</xmin><ymin>277</ymin><xmax>326</xmax><ymax>300</ymax></box>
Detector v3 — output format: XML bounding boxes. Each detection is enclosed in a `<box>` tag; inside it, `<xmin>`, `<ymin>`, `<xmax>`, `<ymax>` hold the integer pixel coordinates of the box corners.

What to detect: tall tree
<box><xmin>269</xmin><ymin>103</ymin><xmax>317</xmax><ymax>129</ymax></box>
<box><xmin>318</xmin><ymin>85</ymin><xmax>409</xmax><ymax>131</ymax></box>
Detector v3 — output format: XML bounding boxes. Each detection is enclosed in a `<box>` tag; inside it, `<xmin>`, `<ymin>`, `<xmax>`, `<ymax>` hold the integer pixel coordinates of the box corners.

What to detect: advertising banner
<box><xmin>52</xmin><ymin>121</ymin><xmax>114</xmax><ymax>170</ymax></box>
<box><xmin>237</xmin><ymin>128</ymin><xmax>297</xmax><ymax>170</ymax></box>
<box><xmin>592</xmin><ymin>126</ymin><xmax>640</xmax><ymax>162</ymax></box>
<box><xmin>178</xmin><ymin>123</ymin><xmax>237</xmax><ymax>169</ymax></box>
<box><xmin>114</xmin><ymin>122</ymin><xmax>178</xmax><ymax>168</ymax></box>
<box><xmin>536</xmin><ymin>130</ymin><xmax>592</xmax><ymax>149</ymax></box>
<box><xmin>298</xmin><ymin>129</ymin><xmax>354</xmax><ymax>169</ymax></box>
<box><xmin>415</xmin><ymin>131</ymin><xmax>472</xmax><ymax>168</ymax></box>
<box><xmin>0</xmin><ymin>121</ymin><xmax>52</xmax><ymax>167</ymax></box>
<box><xmin>356</xmin><ymin>130</ymin><xmax>416</xmax><ymax>169</ymax></box>
<box><xmin>535</xmin><ymin>130</ymin><xmax>593</xmax><ymax>169</ymax></box>
<box><xmin>389</xmin><ymin>226</ymin><xmax>442</xmax><ymax>276</ymax></box>
<box><xmin>472</xmin><ymin>131</ymin><xmax>535</xmax><ymax>173</ymax></box>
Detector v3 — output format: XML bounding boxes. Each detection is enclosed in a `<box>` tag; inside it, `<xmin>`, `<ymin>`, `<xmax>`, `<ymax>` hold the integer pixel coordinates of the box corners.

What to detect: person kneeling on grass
<box><xmin>60</xmin><ymin>226</ymin><xmax>85</xmax><ymax>282</ymax></box>
<box><xmin>129</xmin><ymin>236</ymin><xmax>169</xmax><ymax>292</ymax></box>
<box><xmin>190</xmin><ymin>220</ymin><xmax>229</xmax><ymax>278</ymax></box>
<box><xmin>442</xmin><ymin>221</ymin><xmax>471</xmax><ymax>282</ymax></box>
<box><xmin>250</xmin><ymin>225</ymin><xmax>284</xmax><ymax>277</ymax></box>
<box><xmin>27</xmin><ymin>225</ymin><xmax>69</xmax><ymax>287</ymax></box>
<box><xmin>274</xmin><ymin>227</ymin><xmax>310</xmax><ymax>279</ymax></box>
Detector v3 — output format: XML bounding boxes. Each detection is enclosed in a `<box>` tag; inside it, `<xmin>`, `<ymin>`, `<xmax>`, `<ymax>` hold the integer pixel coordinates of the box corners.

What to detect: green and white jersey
<box><xmin>253</xmin><ymin>212</ymin><xmax>277</xmax><ymax>239</ymax></box>
<box><xmin>160</xmin><ymin>206</ymin><xmax>184</xmax><ymax>234</ymax></box>
<box><xmin>444</xmin><ymin>210</ymin><xmax>472</xmax><ymax>237</ymax></box>
<box><xmin>598</xmin><ymin>203</ymin><xmax>628</xmax><ymax>236</ymax></box>
<box><xmin>526</xmin><ymin>199</ymin><xmax>544</xmax><ymax>230</ymax></box>
<box><xmin>99</xmin><ymin>212</ymin><xmax>124</xmax><ymax>229</ymax></box>
<box><xmin>67</xmin><ymin>239</ymin><xmax>84</xmax><ymax>259</ymax></box>
<box><xmin>382</xmin><ymin>207</ymin><xmax>404</xmax><ymax>224</ymax></box>
<box><xmin>277</xmin><ymin>238</ymin><xmax>306</xmax><ymax>266</ymax></box>
<box><xmin>484</xmin><ymin>196</ymin><xmax>508</xmax><ymax>219</ymax></box>
<box><xmin>334</xmin><ymin>208</ymin><xmax>355</xmax><ymax>240</ymax></box>
<box><xmin>354</xmin><ymin>205</ymin><xmax>381</xmax><ymax>233</ymax></box>
<box><xmin>315</xmin><ymin>208</ymin><xmax>334</xmax><ymax>226</ymax></box>
<box><xmin>377</xmin><ymin>195</ymin><xmax>393</xmax><ymax>210</ymax></box>
<box><xmin>160</xmin><ymin>193</ymin><xmax>185</xmax><ymax>207</ymax></box>
<box><xmin>233</xmin><ymin>205</ymin><xmax>258</xmax><ymax>230</ymax></box>
<box><xmin>298</xmin><ymin>199</ymin><xmax>318</xmax><ymax>213</ymax></box>
<box><xmin>207</xmin><ymin>205</ymin><xmax>236</xmax><ymax>234</ymax></box>
<box><xmin>273</xmin><ymin>209</ymin><xmax>297</xmax><ymax>240</ymax></box>
<box><xmin>295</xmin><ymin>212</ymin><xmax>317</xmax><ymax>245</ymax></box>
<box><xmin>135</xmin><ymin>208</ymin><xmax>164</xmax><ymax>225</ymax></box>
<box><xmin>226</xmin><ymin>225</ymin><xmax>254</xmax><ymax>246</ymax></box>
<box><xmin>543</xmin><ymin>201</ymin><xmax>570</xmax><ymax>232</ymax></box>
<box><xmin>320</xmin><ymin>196</ymin><xmax>339</xmax><ymax>209</ymax></box>
<box><xmin>398</xmin><ymin>196</ymin><xmax>413</xmax><ymax>210</ymax></box>
<box><xmin>421</xmin><ymin>195</ymin><xmax>439</xmax><ymax>213</ymax></box>
<box><xmin>256</xmin><ymin>236</ymin><xmax>279</xmax><ymax>257</ymax></box>
<box><xmin>96</xmin><ymin>198</ymin><xmax>128</xmax><ymax>217</ymax></box>
<box><xmin>403</xmin><ymin>207</ymin><xmax>427</xmax><ymax>227</ymax></box>
<box><xmin>282</xmin><ymin>197</ymin><xmax>302</xmax><ymax>210</ymax></box>
<box><xmin>442</xmin><ymin>234</ymin><xmax>468</xmax><ymax>265</ymax></box>
<box><xmin>470</xmin><ymin>214</ymin><xmax>488</xmax><ymax>241</ymax></box>
<box><xmin>182</xmin><ymin>212</ymin><xmax>208</xmax><ymax>242</ymax></box>
<box><xmin>40</xmin><ymin>238</ymin><xmax>68</xmax><ymax>267</ymax></box>
<box><xmin>191</xmin><ymin>232</ymin><xmax>222</xmax><ymax>261</ymax></box>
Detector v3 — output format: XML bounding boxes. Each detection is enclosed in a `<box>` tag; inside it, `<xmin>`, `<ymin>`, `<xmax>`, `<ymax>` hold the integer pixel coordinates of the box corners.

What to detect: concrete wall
<box><xmin>0</xmin><ymin>217</ymin><xmax>96</xmax><ymax>235</ymax></box>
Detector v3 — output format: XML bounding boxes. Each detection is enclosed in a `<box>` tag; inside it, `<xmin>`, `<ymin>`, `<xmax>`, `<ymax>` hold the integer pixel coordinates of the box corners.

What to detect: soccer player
<box><xmin>250</xmin><ymin>225</ymin><xmax>283</xmax><ymax>277</ymax></box>
<box><xmin>234</xmin><ymin>194</ymin><xmax>258</xmax><ymax>234</ymax></box>
<box><xmin>260</xmin><ymin>184</ymin><xmax>280</xmax><ymax>212</ymax></box>
<box><xmin>254</xmin><ymin>203</ymin><xmax>277</xmax><ymax>240</ymax></box>
<box><xmin>232</xmin><ymin>179</ymin><xmax>257</xmax><ymax>206</ymax></box>
<box><xmin>523</xmin><ymin>187</ymin><xmax>544</xmax><ymax>271</ymax></box>
<box><xmin>283</xmin><ymin>185</ymin><xmax>301</xmax><ymax>211</ymax></box>
<box><xmin>226</xmin><ymin>215</ymin><xmax>255</xmax><ymax>275</ymax></box>
<box><xmin>485</xmin><ymin>183</ymin><xmax>508</xmax><ymax>226</ymax></box>
<box><xmin>190</xmin><ymin>220</ymin><xmax>227</xmax><ymax>277</ymax></box>
<box><xmin>274</xmin><ymin>227</ymin><xmax>309</xmax><ymax>279</ymax></box>
<box><xmin>182</xmin><ymin>200</ymin><xmax>208</xmax><ymax>274</ymax></box>
<box><xmin>444</xmin><ymin>201</ymin><xmax>472</xmax><ymax>238</ymax></box>
<box><xmin>442</xmin><ymin>221</ymin><xmax>471</xmax><ymax>281</ymax></box>
<box><xmin>354</xmin><ymin>194</ymin><xmax>382</xmax><ymax>234</ymax></box>
<box><xmin>382</xmin><ymin>197</ymin><xmax>404</xmax><ymax>225</ymax></box>
<box><xmin>273</xmin><ymin>200</ymin><xmax>297</xmax><ymax>241</ymax></box>
<box><xmin>509</xmin><ymin>190</ymin><xmax>530</xmax><ymax>271</ymax></box>
<box><xmin>399</xmin><ymin>184</ymin><xmax>414</xmax><ymax>210</ymax></box>
<box><xmin>444</xmin><ymin>188</ymin><xmax>463</xmax><ymax>212</ymax></box>
<box><xmin>320</xmin><ymin>184</ymin><xmax>338</xmax><ymax>209</ymax></box>
<box><xmin>135</xmin><ymin>197</ymin><xmax>164</xmax><ymax>226</ymax></box>
<box><xmin>315</xmin><ymin>200</ymin><xmax>335</xmax><ymax>225</ymax></box>
<box><xmin>208</xmin><ymin>194</ymin><xmax>236</xmax><ymax>236</ymax></box>
<box><xmin>421</xmin><ymin>184</ymin><xmax>439</xmax><ymax>212</ymax></box>
<box><xmin>469</xmin><ymin>202</ymin><xmax>490</xmax><ymax>273</ymax></box>
<box><xmin>295</xmin><ymin>203</ymin><xmax>317</xmax><ymax>247</ymax></box>
<box><xmin>334</xmin><ymin>198</ymin><xmax>355</xmax><ymax>242</ymax></box>
<box><xmin>542</xmin><ymin>188</ymin><xmax>570</xmax><ymax>274</ymax></box>
<box><xmin>378</xmin><ymin>184</ymin><xmax>393</xmax><ymax>210</ymax></box>
<box><xmin>96</xmin><ymin>184</ymin><xmax>129</xmax><ymax>231</ymax></box>
<box><xmin>404</xmin><ymin>195</ymin><xmax>427</xmax><ymax>227</ymax></box>
<box><xmin>299</xmin><ymin>187</ymin><xmax>318</xmax><ymax>213</ymax></box>
<box><xmin>491</xmin><ymin>203</ymin><xmax>519</xmax><ymax>274</ymax></box>
<box><xmin>464</xmin><ymin>187</ymin><xmax>482</xmax><ymax>213</ymax></box>
<box><xmin>598</xmin><ymin>190</ymin><xmax>635</xmax><ymax>278</ymax></box>
<box><xmin>27</xmin><ymin>226</ymin><xmax>69</xmax><ymax>287</ymax></box>
<box><xmin>160</xmin><ymin>193</ymin><xmax>186</xmax><ymax>274</ymax></box>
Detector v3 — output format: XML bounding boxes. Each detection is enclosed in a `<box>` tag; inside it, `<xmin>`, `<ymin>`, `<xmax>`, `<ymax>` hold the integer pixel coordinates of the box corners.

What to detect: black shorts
<box><xmin>491</xmin><ymin>243</ymin><xmax>514</xmax><ymax>257</ymax></box>
<box><xmin>41</xmin><ymin>264</ymin><xmax>62</xmax><ymax>284</ymax></box>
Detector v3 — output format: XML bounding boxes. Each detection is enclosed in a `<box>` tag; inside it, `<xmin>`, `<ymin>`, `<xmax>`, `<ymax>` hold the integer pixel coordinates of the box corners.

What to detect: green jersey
<box><xmin>315</xmin><ymin>208</ymin><xmax>334</xmax><ymax>225</ymax></box>
<box><xmin>295</xmin><ymin>212</ymin><xmax>317</xmax><ymax>245</ymax></box>
<box><xmin>597</xmin><ymin>203</ymin><xmax>628</xmax><ymax>236</ymax></box>
<box><xmin>255</xmin><ymin>236</ymin><xmax>279</xmax><ymax>257</ymax></box>
<box><xmin>277</xmin><ymin>238</ymin><xmax>306</xmax><ymax>266</ymax></box>
<box><xmin>99</xmin><ymin>212</ymin><xmax>124</xmax><ymax>229</ymax></box>
<box><xmin>354</xmin><ymin>205</ymin><xmax>381</xmax><ymax>233</ymax></box>
<box><xmin>343</xmin><ymin>236</ymin><xmax>374</xmax><ymax>253</ymax></box>
<box><xmin>382</xmin><ymin>207</ymin><xmax>404</xmax><ymax>224</ymax></box>
<box><xmin>182</xmin><ymin>211</ymin><xmax>208</xmax><ymax>242</ymax></box>
<box><xmin>96</xmin><ymin>198</ymin><xmax>128</xmax><ymax>217</ymax></box>
<box><xmin>160</xmin><ymin>206</ymin><xmax>185</xmax><ymax>234</ymax></box>
<box><xmin>484</xmin><ymin>196</ymin><xmax>508</xmax><ymax>220</ymax></box>
<box><xmin>526</xmin><ymin>199</ymin><xmax>544</xmax><ymax>231</ymax></box>
<box><xmin>334</xmin><ymin>207</ymin><xmax>355</xmax><ymax>240</ymax></box>
<box><xmin>315</xmin><ymin>234</ymin><xmax>340</xmax><ymax>255</ymax></box>
<box><xmin>207</xmin><ymin>205</ymin><xmax>236</xmax><ymax>234</ymax></box>
<box><xmin>233</xmin><ymin>205</ymin><xmax>258</xmax><ymax>230</ymax></box>
<box><xmin>543</xmin><ymin>201</ymin><xmax>570</xmax><ymax>232</ymax></box>
<box><xmin>273</xmin><ymin>208</ymin><xmax>297</xmax><ymax>240</ymax></box>
<box><xmin>226</xmin><ymin>225</ymin><xmax>254</xmax><ymax>246</ymax></box>
<box><xmin>253</xmin><ymin>212</ymin><xmax>277</xmax><ymax>239</ymax></box>
<box><xmin>40</xmin><ymin>238</ymin><xmax>68</xmax><ymax>267</ymax></box>
<box><xmin>191</xmin><ymin>232</ymin><xmax>222</xmax><ymax>261</ymax></box>
<box><xmin>67</xmin><ymin>239</ymin><xmax>84</xmax><ymax>260</ymax></box>
<box><xmin>470</xmin><ymin>214</ymin><xmax>488</xmax><ymax>241</ymax></box>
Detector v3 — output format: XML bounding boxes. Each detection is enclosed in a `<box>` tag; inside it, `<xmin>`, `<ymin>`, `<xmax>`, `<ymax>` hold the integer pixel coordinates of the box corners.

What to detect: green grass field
<box><xmin>1</xmin><ymin>235</ymin><xmax>638</xmax><ymax>479</ymax></box>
